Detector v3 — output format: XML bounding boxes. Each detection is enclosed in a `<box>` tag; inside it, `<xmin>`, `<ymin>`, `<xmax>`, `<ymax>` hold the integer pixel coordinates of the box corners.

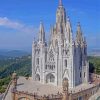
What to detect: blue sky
<box><xmin>0</xmin><ymin>0</ymin><xmax>99</xmax><ymax>51</ymax></box>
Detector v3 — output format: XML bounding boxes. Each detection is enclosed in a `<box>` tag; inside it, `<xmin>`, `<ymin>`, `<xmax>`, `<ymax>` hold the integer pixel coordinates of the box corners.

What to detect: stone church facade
<box><xmin>32</xmin><ymin>0</ymin><xmax>89</xmax><ymax>88</ymax></box>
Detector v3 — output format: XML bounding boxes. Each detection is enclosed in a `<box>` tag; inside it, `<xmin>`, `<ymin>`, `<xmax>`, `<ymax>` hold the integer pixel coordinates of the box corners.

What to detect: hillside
<box><xmin>89</xmin><ymin>56</ymin><xmax>100</xmax><ymax>75</ymax></box>
<box><xmin>0</xmin><ymin>55</ymin><xmax>31</xmax><ymax>93</ymax></box>
<box><xmin>0</xmin><ymin>50</ymin><xmax>30</xmax><ymax>58</ymax></box>
<box><xmin>0</xmin><ymin>55</ymin><xmax>31</xmax><ymax>78</ymax></box>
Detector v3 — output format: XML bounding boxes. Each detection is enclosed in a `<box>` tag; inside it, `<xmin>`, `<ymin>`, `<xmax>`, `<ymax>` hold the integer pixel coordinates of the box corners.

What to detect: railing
<box><xmin>2</xmin><ymin>81</ymin><xmax>12</xmax><ymax>100</ymax></box>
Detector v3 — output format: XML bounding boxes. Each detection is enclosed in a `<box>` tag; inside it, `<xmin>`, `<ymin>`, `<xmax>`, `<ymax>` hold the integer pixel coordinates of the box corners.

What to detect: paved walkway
<box><xmin>17</xmin><ymin>77</ymin><xmax>62</xmax><ymax>96</ymax></box>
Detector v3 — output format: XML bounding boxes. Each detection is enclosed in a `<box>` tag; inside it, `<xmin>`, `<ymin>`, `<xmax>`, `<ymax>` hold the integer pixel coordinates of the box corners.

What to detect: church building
<box><xmin>32</xmin><ymin>0</ymin><xmax>89</xmax><ymax>88</ymax></box>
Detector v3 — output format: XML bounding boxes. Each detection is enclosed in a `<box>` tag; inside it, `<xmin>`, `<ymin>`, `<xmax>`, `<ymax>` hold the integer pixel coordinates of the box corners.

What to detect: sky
<box><xmin>0</xmin><ymin>0</ymin><xmax>99</xmax><ymax>51</ymax></box>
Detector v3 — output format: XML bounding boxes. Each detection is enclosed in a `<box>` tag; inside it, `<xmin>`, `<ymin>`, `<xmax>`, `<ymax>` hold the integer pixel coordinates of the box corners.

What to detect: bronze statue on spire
<box><xmin>59</xmin><ymin>0</ymin><xmax>63</xmax><ymax>6</ymax></box>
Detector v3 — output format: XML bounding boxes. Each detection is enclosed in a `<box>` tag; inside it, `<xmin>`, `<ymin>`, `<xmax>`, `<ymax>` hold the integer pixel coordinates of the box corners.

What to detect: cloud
<box><xmin>0</xmin><ymin>17</ymin><xmax>37</xmax><ymax>33</ymax></box>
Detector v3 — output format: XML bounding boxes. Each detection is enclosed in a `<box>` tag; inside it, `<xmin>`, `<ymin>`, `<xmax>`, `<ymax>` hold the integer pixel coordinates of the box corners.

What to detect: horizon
<box><xmin>0</xmin><ymin>0</ymin><xmax>99</xmax><ymax>51</ymax></box>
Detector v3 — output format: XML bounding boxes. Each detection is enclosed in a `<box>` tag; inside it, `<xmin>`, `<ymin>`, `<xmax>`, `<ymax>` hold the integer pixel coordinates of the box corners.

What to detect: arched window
<box><xmin>35</xmin><ymin>74</ymin><xmax>40</xmax><ymax>81</ymax></box>
<box><xmin>80</xmin><ymin>72</ymin><xmax>82</xmax><ymax>78</ymax></box>
<box><xmin>65</xmin><ymin>60</ymin><xmax>67</xmax><ymax>67</ymax></box>
<box><xmin>45</xmin><ymin>65</ymin><xmax>47</xmax><ymax>69</ymax></box>
<box><xmin>50</xmin><ymin>65</ymin><xmax>51</xmax><ymax>69</ymax></box>
<box><xmin>84</xmin><ymin>72</ymin><xmax>85</xmax><ymax>78</ymax></box>
<box><xmin>36</xmin><ymin>58</ymin><xmax>39</xmax><ymax>65</ymax></box>
<box><xmin>54</xmin><ymin>65</ymin><xmax>55</xmax><ymax>69</ymax></box>
<box><xmin>55</xmin><ymin>39</ymin><xmax>58</xmax><ymax>46</ymax></box>
<box><xmin>79</xmin><ymin>96</ymin><xmax>82</xmax><ymax>100</ymax></box>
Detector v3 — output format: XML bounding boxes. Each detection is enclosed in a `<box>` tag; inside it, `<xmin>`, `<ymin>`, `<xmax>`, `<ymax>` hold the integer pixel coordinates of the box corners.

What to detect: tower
<box><xmin>76</xmin><ymin>22</ymin><xmax>83</xmax><ymax>44</ymax></box>
<box><xmin>32</xmin><ymin>22</ymin><xmax>46</xmax><ymax>83</ymax></box>
<box><xmin>32</xmin><ymin>0</ymin><xmax>89</xmax><ymax>88</ymax></box>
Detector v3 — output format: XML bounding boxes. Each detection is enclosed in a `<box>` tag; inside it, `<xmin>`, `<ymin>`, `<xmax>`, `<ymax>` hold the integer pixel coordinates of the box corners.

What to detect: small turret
<box><xmin>76</xmin><ymin>22</ymin><xmax>83</xmax><ymax>44</ymax></box>
<box><xmin>39</xmin><ymin>22</ymin><xmax>45</xmax><ymax>43</ymax></box>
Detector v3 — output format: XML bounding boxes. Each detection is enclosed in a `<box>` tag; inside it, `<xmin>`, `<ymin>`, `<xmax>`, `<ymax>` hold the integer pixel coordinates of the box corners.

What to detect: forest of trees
<box><xmin>0</xmin><ymin>55</ymin><xmax>100</xmax><ymax>93</ymax></box>
<box><xmin>0</xmin><ymin>55</ymin><xmax>31</xmax><ymax>93</ymax></box>
<box><xmin>89</xmin><ymin>56</ymin><xmax>100</xmax><ymax>75</ymax></box>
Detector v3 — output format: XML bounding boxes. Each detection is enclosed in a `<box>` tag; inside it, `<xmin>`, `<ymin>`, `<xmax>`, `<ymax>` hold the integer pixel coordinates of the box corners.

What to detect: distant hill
<box><xmin>88</xmin><ymin>49</ymin><xmax>100</xmax><ymax>57</ymax></box>
<box><xmin>0</xmin><ymin>50</ymin><xmax>30</xmax><ymax>58</ymax></box>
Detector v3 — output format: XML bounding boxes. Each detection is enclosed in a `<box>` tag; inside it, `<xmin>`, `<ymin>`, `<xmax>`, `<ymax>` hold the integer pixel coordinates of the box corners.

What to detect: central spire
<box><xmin>59</xmin><ymin>0</ymin><xmax>63</xmax><ymax>6</ymax></box>
<box><xmin>56</xmin><ymin>0</ymin><xmax>66</xmax><ymax>28</ymax></box>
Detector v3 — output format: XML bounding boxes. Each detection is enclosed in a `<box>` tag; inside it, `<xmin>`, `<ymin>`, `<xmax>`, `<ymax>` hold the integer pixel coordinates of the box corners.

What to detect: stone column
<box><xmin>11</xmin><ymin>72</ymin><xmax>17</xmax><ymax>100</ymax></box>
<box><xmin>62</xmin><ymin>78</ymin><xmax>69</xmax><ymax>100</ymax></box>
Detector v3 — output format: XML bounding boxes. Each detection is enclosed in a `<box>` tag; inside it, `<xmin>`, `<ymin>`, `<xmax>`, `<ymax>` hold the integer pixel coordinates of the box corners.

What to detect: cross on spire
<box><xmin>59</xmin><ymin>0</ymin><xmax>63</xmax><ymax>6</ymax></box>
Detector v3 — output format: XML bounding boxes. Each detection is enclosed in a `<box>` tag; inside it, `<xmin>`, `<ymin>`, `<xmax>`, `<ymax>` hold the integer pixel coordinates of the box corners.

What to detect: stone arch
<box><xmin>63</xmin><ymin>77</ymin><xmax>69</xmax><ymax>85</ymax></box>
<box><xmin>35</xmin><ymin>74</ymin><xmax>40</xmax><ymax>81</ymax></box>
<box><xmin>63</xmin><ymin>77</ymin><xmax>68</xmax><ymax>81</ymax></box>
<box><xmin>46</xmin><ymin>73</ymin><xmax>55</xmax><ymax>83</ymax></box>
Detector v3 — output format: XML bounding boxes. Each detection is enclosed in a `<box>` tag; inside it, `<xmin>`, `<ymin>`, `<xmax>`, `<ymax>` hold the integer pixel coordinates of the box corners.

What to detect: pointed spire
<box><xmin>77</xmin><ymin>22</ymin><xmax>82</xmax><ymax>34</ymax></box>
<box><xmin>76</xmin><ymin>22</ymin><xmax>83</xmax><ymax>44</ymax></box>
<box><xmin>51</xmin><ymin>27</ymin><xmax>54</xmax><ymax>39</ymax></box>
<box><xmin>67</xmin><ymin>17</ymin><xmax>71</xmax><ymax>29</ymax></box>
<box><xmin>66</xmin><ymin>17</ymin><xmax>73</xmax><ymax>43</ymax></box>
<box><xmin>39</xmin><ymin>21</ymin><xmax>45</xmax><ymax>43</ymax></box>
<box><xmin>66</xmin><ymin>17</ymin><xmax>71</xmax><ymax>35</ymax></box>
<box><xmin>39</xmin><ymin>21</ymin><xmax>44</xmax><ymax>34</ymax></box>
<box><xmin>50</xmin><ymin>26</ymin><xmax>54</xmax><ymax>43</ymax></box>
<box><xmin>59</xmin><ymin>0</ymin><xmax>63</xmax><ymax>6</ymax></box>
